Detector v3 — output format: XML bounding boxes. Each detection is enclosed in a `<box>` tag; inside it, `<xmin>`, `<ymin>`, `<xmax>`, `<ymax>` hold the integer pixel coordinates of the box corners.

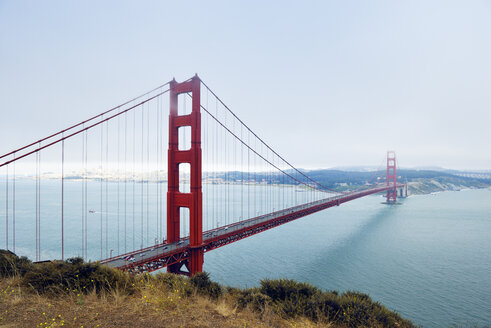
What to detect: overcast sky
<box><xmin>1</xmin><ymin>1</ymin><xmax>490</xmax><ymax>170</ymax></box>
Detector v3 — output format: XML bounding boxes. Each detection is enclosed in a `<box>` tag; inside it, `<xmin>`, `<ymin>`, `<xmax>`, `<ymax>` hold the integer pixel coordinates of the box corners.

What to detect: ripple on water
<box><xmin>205</xmin><ymin>190</ymin><xmax>491</xmax><ymax>328</ymax></box>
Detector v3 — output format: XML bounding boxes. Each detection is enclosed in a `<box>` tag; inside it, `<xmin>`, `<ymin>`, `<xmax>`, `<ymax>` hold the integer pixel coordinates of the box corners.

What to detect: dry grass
<box><xmin>0</xmin><ymin>252</ymin><xmax>415</xmax><ymax>328</ymax></box>
<box><xmin>0</xmin><ymin>274</ymin><xmax>331</xmax><ymax>328</ymax></box>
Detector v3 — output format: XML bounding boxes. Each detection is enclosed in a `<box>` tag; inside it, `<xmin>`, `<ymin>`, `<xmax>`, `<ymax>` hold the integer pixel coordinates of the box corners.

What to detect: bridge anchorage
<box><xmin>0</xmin><ymin>74</ymin><xmax>406</xmax><ymax>276</ymax></box>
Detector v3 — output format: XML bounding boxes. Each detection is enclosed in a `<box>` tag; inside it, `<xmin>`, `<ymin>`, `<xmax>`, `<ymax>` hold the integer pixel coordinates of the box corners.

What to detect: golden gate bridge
<box><xmin>0</xmin><ymin>75</ymin><xmax>405</xmax><ymax>275</ymax></box>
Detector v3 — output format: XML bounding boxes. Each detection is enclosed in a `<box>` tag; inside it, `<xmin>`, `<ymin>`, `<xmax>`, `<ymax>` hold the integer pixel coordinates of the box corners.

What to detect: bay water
<box><xmin>205</xmin><ymin>188</ymin><xmax>491</xmax><ymax>327</ymax></box>
<box><xmin>1</xmin><ymin>179</ymin><xmax>490</xmax><ymax>327</ymax></box>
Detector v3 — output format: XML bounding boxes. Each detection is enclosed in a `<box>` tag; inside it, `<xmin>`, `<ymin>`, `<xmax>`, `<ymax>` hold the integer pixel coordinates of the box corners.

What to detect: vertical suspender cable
<box><xmin>5</xmin><ymin>165</ymin><xmax>8</xmax><ymax>250</ymax></box>
<box><xmin>133</xmin><ymin>108</ymin><xmax>136</xmax><ymax>251</ymax></box>
<box><xmin>84</xmin><ymin>131</ymin><xmax>88</xmax><ymax>259</ymax></box>
<box><xmin>247</xmin><ymin>131</ymin><xmax>250</xmax><ymax>220</ymax></box>
<box><xmin>147</xmin><ymin>100</ymin><xmax>150</xmax><ymax>243</ymax></box>
<box><xmin>283</xmin><ymin>162</ymin><xmax>285</xmax><ymax>208</ymax></box>
<box><xmin>271</xmin><ymin>151</ymin><xmax>273</xmax><ymax>212</ymax></box>
<box><xmin>268</xmin><ymin>147</ymin><xmax>270</xmax><ymax>212</ymax></box>
<box><xmin>294</xmin><ymin>168</ymin><xmax>297</xmax><ymax>205</ymax></box>
<box><xmin>156</xmin><ymin>97</ymin><xmax>159</xmax><ymax>242</ymax></box>
<box><xmin>100</xmin><ymin>122</ymin><xmax>103</xmax><ymax>260</ymax></box>
<box><xmin>241</xmin><ymin>124</ymin><xmax>243</xmax><ymax>221</ymax></box>
<box><xmin>215</xmin><ymin>98</ymin><xmax>218</xmax><ymax>227</ymax></box>
<box><xmin>271</xmin><ymin>154</ymin><xmax>273</xmax><ymax>212</ymax></box>
<box><xmin>270</xmin><ymin>151</ymin><xmax>273</xmax><ymax>212</ymax></box>
<box><xmin>254</xmin><ymin>137</ymin><xmax>256</xmax><ymax>217</ymax></box>
<box><xmin>13</xmin><ymin>153</ymin><xmax>15</xmax><ymax>253</ymax></box>
<box><xmin>260</xmin><ymin>143</ymin><xmax>263</xmax><ymax>215</ymax></box>
<box><xmin>37</xmin><ymin>144</ymin><xmax>41</xmax><ymax>260</ymax></box>
<box><xmin>81</xmin><ymin>128</ymin><xmax>85</xmax><ymax>259</ymax></box>
<box><xmin>223</xmin><ymin>106</ymin><xmax>226</xmax><ymax>226</ymax></box>
<box><xmin>274</xmin><ymin>155</ymin><xmax>276</xmax><ymax>210</ymax></box>
<box><xmin>233</xmin><ymin>114</ymin><xmax>236</xmax><ymax>223</ymax></box>
<box><xmin>117</xmin><ymin>113</ymin><xmax>120</xmax><ymax>255</ymax></box>
<box><xmin>105</xmin><ymin>121</ymin><xmax>109</xmax><ymax>258</ymax></box>
<box><xmin>141</xmin><ymin>104</ymin><xmax>144</xmax><ymax>248</ymax></box>
<box><xmin>210</xmin><ymin>103</ymin><xmax>213</xmax><ymax>229</ymax></box>
<box><xmin>269</xmin><ymin>152</ymin><xmax>271</xmax><ymax>213</ymax></box>
<box><xmin>156</xmin><ymin>96</ymin><xmax>159</xmax><ymax>244</ymax></box>
<box><xmin>35</xmin><ymin>152</ymin><xmax>38</xmax><ymax>260</ymax></box>
<box><xmin>124</xmin><ymin>111</ymin><xmax>127</xmax><ymax>252</ymax></box>
<box><xmin>224</xmin><ymin>108</ymin><xmax>228</xmax><ymax>226</ymax></box>
<box><xmin>61</xmin><ymin>137</ymin><xmax>65</xmax><ymax>260</ymax></box>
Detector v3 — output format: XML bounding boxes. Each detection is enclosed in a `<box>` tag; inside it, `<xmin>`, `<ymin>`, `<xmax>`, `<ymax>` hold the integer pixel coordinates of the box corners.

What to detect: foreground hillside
<box><xmin>0</xmin><ymin>250</ymin><xmax>415</xmax><ymax>328</ymax></box>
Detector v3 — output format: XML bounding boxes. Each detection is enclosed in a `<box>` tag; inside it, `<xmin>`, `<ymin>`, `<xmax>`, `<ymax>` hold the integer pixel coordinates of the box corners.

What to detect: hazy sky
<box><xmin>1</xmin><ymin>1</ymin><xmax>490</xmax><ymax>170</ymax></box>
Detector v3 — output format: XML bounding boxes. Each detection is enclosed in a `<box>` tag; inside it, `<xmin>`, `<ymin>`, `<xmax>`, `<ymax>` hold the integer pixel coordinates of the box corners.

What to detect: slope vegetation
<box><xmin>0</xmin><ymin>250</ymin><xmax>415</xmax><ymax>328</ymax></box>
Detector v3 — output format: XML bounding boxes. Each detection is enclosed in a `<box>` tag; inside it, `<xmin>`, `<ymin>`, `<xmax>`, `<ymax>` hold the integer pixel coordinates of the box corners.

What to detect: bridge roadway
<box><xmin>101</xmin><ymin>184</ymin><xmax>404</xmax><ymax>273</ymax></box>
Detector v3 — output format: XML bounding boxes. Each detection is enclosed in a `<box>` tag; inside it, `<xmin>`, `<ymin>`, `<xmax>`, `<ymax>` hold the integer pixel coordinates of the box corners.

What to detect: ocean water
<box><xmin>204</xmin><ymin>189</ymin><xmax>491</xmax><ymax>328</ymax></box>
<box><xmin>1</xmin><ymin>179</ymin><xmax>490</xmax><ymax>327</ymax></box>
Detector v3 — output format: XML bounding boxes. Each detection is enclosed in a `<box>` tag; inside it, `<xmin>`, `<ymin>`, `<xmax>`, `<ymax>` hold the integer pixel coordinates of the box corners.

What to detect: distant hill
<box><xmin>213</xmin><ymin>168</ymin><xmax>491</xmax><ymax>195</ymax></box>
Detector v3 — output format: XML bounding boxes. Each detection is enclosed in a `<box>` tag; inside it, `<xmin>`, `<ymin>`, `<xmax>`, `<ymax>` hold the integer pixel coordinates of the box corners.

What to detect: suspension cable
<box><xmin>0</xmin><ymin>88</ymin><xmax>171</xmax><ymax>168</ymax></box>
<box><xmin>199</xmin><ymin>79</ymin><xmax>341</xmax><ymax>194</ymax></box>
<box><xmin>0</xmin><ymin>82</ymin><xmax>171</xmax><ymax>161</ymax></box>
<box><xmin>196</xmin><ymin>95</ymin><xmax>337</xmax><ymax>195</ymax></box>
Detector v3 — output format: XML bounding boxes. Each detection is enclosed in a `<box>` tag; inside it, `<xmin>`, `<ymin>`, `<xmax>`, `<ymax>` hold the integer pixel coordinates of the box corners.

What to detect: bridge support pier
<box><xmin>167</xmin><ymin>75</ymin><xmax>204</xmax><ymax>276</ymax></box>
<box><xmin>189</xmin><ymin>247</ymin><xmax>204</xmax><ymax>273</ymax></box>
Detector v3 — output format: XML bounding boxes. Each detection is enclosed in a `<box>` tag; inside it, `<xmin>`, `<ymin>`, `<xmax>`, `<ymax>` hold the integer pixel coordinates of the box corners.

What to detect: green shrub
<box><xmin>0</xmin><ymin>249</ymin><xmax>33</xmax><ymax>277</ymax></box>
<box><xmin>1</xmin><ymin>250</ymin><xmax>416</xmax><ymax>327</ymax></box>
<box><xmin>317</xmin><ymin>291</ymin><xmax>342</xmax><ymax>320</ymax></box>
<box><xmin>189</xmin><ymin>272</ymin><xmax>222</xmax><ymax>299</ymax></box>
<box><xmin>21</xmin><ymin>257</ymin><xmax>135</xmax><ymax>295</ymax></box>
<box><xmin>259</xmin><ymin>278</ymin><xmax>321</xmax><ymax>319</ymax></box>
<box><xmin>254</xmin><ymin>279</ymin><xmax>416</xmax><ymax>328</ymax></box>
<box><xmin>260</xmin><ymin>278</ymin><xmax>320</xmax><ymax>302</ymax></box>
<box><xmin>234</xmin><ymin>288</ymin><xmax>271</xmax><ymax>313</ymax></box>
<box><xmin>154</xmin><ymin>272</ymin><xmax>194</xmax><ymax>297</ymax></box>
<box><xmin>333</xmin><ymin>290</ymin><xmax>414</xmax><ymax>328</ymax></box>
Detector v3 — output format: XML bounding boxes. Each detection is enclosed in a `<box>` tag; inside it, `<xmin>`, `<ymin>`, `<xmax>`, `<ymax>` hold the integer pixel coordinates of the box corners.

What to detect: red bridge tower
<box><xmin>167</xmin><ymin>75</ymin><xmax>203</xmax><ymax>275</ymax></box>
<box><xmin>386</xmin><ymin>150</ymin><xmax>397</xmax><ymax>203</ymax></box>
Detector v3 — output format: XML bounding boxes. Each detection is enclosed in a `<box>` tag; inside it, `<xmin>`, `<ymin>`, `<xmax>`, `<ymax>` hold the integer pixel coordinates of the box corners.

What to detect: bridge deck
<box><xmin>101</xmin><ymin>184</ymin><xmax>404</xmax><ymax>273</ymax></box>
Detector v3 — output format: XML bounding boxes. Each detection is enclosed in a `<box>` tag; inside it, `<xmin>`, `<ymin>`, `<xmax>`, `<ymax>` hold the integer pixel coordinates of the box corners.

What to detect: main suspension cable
<box><xmin>0</xmin><ymin>88</ymin><xmax>171</xmax><ymax>168</ymax></box>
<box><xmin>199</xmin><ymin>79</ymin><xmax>341</xmax><ymax>194</ymax></box>
<box><xmin>0</xmin><ymin>82</ymin><xmax>171</xmax><ymax>161</ymax></box>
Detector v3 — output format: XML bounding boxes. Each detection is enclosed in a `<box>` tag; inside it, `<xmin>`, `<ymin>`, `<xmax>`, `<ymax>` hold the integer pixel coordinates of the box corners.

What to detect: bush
<box><xmin>21</xmin><ymin>257</ymin><xmax>135</xmax><ymax>295</ymax></box>
<box><xmin>234</xmin><ymin>288</ymin><xmax>271</xmax><ymax>313</ymax></box>
<box><xmin>0</xmin><ymin>251</ymin><xmax>416</xmax><ymax>327</ymax></box>
<box><xmin>260</xmin><ymin>278</ymin><xmax>319</xmax><ymax>302</ymax></box>
<box><xmin>337</xmin><ymin>291</ymin><xmax>412</xmax><ymax>328</ymax></box>
<box><xmin>189</xmin><ymin>272</ymin><xmax>222</xmax><ymax>299</ymax></box>
<box><xmin>0</xmin><ymin>249</ymin><xmax>33</xmax><ymax>277</ymax></box>
<box><xmin>154</xmin><ymin>272</ymin><xmax>194</xmax><ymax>297</ymax></box>
<box><xmin>259</xmin><ymin>278</ymin><xmax>321</xmax><ymax>319</ymax></box>
<box><xmin>254</xmin><ymin>279</ymin><xmax>416</xmax><ymax>328</ymax></box>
